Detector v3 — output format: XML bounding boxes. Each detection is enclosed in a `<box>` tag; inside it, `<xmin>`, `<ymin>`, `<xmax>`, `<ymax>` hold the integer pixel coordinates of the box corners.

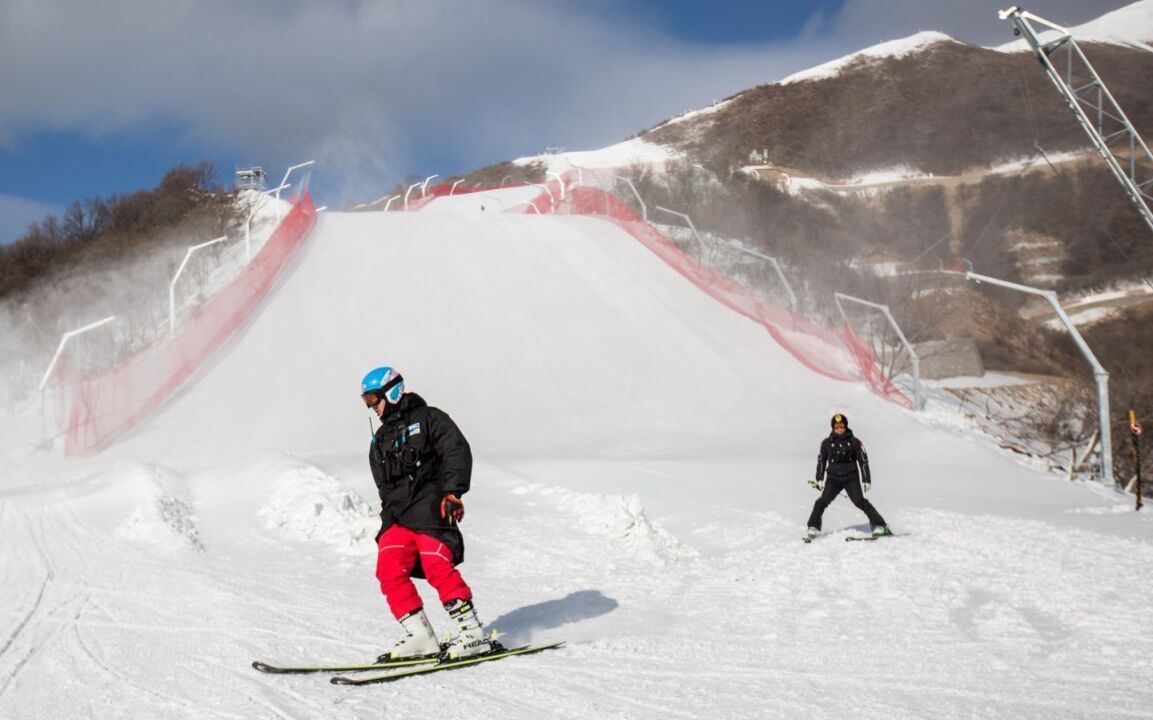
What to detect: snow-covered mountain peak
<box><xmin>779</xmin><ymin>30</ymin><xmax>961</xmax><ymax>85</ymax></box>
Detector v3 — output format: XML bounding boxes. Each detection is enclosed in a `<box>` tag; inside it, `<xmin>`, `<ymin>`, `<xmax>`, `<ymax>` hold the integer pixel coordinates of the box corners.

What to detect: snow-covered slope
<box><xmin>780</xmin><ymin>30</ymin><xmax>961</xmax><ymax>85</ymax></box>
<box><xmin>512</xmin><ymin>137</ymin><xmax>684</xmax><ymax>180</ymax></box>
<box><xmin>2</xmin><ymin>198</ymin><xmax>1150</xmax><ymax>718</ymax></box>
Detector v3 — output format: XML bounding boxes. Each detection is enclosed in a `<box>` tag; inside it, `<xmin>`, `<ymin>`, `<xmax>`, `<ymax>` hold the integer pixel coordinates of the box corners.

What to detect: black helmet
<box><xmin>831</xmin><ymin>413</ymin><xmax>848</xmax><ymax>428</ymax></box>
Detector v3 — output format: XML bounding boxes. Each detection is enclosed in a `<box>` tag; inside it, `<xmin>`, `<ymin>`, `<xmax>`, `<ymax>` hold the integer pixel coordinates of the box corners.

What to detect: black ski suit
<box><xmin>368</xmin><ymin>392</ymin><xmax>472</xmax><ymax>577</ymax></box>
<box><xmin>807</xmin><ymin>428</ymin><xmax>887</xmax><ymax>531</ymax></box>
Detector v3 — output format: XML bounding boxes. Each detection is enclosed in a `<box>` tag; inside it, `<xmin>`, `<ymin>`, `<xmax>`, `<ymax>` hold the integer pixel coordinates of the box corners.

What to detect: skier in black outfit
<box><xmin>806</xmin><ymin>413</ymin><xmax>891</xmax><ymax>539</ymax></box>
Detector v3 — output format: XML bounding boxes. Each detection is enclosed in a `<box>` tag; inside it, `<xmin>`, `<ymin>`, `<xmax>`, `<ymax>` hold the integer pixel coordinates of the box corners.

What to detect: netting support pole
<box><xmin>39</xmin><ymin>315</ymin><xmax>117</xmax><ymax>445</ymax></box>
<box><xmin>734</xmin><ymin>247</ymin><xmax>798</xmax><ymax>310</ymax></box>
<box><xmin>613</xmin><ymin>175</ymin><xmax>647</xmax><ymax>222</ymax></box>
<box><xmin>170</xmin><ymin>237</ymin><xmax>229</xmax><ymax>338</ymax></box>
<box><xmin>654</xmin><ymin>206</ymin><xmax>708</xmax><ymax>257</ymax></box>
<box><xmin>967</xmin><ymin>270</ymin><xmax>1113</xmax><ymax>486</ymax></box>
<box><xmin>834</xmin><ymin>293</ymin><xmax>923</xmax><ymax>411</ymax></box>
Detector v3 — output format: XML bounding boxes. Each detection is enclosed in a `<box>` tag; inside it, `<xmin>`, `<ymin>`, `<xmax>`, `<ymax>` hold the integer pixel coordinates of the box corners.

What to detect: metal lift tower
<box><xmin>1000</xmin><ymin>6</ymin><xmax>1153</xmax><ymax>239</ymax></box>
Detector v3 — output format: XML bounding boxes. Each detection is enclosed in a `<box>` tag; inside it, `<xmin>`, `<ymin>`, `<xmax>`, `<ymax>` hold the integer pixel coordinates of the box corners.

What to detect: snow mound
<box><xmin>780</xmin><ymin>31</ymin><xmax>959</xmax><ymax>85</ymax></box>
<box><xmin>111</xmin><ymin>462</ymin><xmax>203</xmax><ymax>552</ymax></box>
<box><xmin>516</xmin><ymin>484</ymin><xmax>694</xmax><ymax>561</ymax></box>
<box><xmin>257</xmin><ymin>460</ymin><xmax>375</xmax><ymax>554</ymax></box>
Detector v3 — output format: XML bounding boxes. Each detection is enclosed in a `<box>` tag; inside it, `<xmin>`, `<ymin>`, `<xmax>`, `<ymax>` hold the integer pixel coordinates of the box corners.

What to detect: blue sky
<box><xmin>0</xmin><ymin>0</ymin><xmax>1131</xmax><ymax>244</ymax></box>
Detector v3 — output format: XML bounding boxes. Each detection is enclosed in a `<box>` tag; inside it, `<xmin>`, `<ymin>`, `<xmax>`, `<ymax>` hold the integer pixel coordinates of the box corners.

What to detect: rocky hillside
<box><xmin>643</xmin><ymin>37</ymin><xmax>1153</xmax><ymax>180</ymax></box>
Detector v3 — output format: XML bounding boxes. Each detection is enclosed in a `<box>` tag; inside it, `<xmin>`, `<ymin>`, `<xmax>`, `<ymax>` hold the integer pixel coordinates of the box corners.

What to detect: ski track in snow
<box><xmin>0</xmin><ymin>507</ymin><xmax>55</xmax><ymax>703</ymax></box>
<box><xmin>3</xmin><ymin>449</ymin><xmax>1151</xmax><ymax>718</ymax></box>
<box><xmin>2</xmin><ymin>205</ymin><xmax>1152</xmax><ymax>718</ymax></box>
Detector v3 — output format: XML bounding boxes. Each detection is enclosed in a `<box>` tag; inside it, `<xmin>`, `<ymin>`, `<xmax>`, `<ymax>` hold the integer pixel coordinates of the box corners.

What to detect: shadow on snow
<box><xmin>489</xmin><ymin>590</ymin><xmax>618</xmax><ymax>645</ymax></box>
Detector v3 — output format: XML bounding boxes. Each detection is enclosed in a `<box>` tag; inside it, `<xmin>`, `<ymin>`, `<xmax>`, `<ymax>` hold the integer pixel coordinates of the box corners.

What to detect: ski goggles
<box><xmin>362</xmin><ymin>391</ymin><xmax>383</xmax><ymax>408</ymax></box>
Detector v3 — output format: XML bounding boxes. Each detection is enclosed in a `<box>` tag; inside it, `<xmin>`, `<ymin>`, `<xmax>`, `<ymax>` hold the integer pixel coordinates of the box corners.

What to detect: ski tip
<box><xmin>252</xmin><ymin>661</ymin><xmax>273</xmax><ymax>673</ymax></box>
<box><xmin>330</xmin><ymin>676</ymin><xmax>357</xmax><ymax>686</ymax></box>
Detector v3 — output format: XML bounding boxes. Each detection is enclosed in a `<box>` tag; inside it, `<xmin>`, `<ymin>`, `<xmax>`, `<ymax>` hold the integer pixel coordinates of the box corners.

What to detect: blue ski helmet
<box><xmin>361</xmin><ymin>366</ymin><xmax>405</xmax><ymax>404</ymax></box>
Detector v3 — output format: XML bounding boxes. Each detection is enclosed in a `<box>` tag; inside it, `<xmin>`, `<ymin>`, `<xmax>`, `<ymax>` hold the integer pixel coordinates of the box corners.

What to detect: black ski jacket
<box><xmin>368</xmin><ymin>392</ymin><xmax>472</xmax><ymax>571</ymax></box>
<box><xmin>815</xmin><ymin>428</ymin><xmax>871</xmax><ymax>484</ymax></box>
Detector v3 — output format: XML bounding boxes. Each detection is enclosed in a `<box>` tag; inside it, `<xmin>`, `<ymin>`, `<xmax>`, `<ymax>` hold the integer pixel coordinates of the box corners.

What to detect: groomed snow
<box><xmin>2</xmin><ymin>204</ymin><xmax>1151</xmax><ymax>718</ymax></box>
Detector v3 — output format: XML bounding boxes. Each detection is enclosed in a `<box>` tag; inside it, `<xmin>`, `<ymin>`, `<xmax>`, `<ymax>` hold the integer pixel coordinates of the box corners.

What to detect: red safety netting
<box><xmin>64</xmin><ymin>193</ymin><xmax>318</xmax><ymax>455</ymax></box>
<box><xmin>549</xmin><ymin>184</ymin><xmax>912</xmax><ymax>408</ymax></box>
<box><xmin>839</xmin><ymin>324</ymin><xmax>912</xmax><ymax>408</ymax></box>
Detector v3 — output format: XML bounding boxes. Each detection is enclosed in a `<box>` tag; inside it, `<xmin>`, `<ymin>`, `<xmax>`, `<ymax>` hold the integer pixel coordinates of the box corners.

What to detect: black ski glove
<box><xmin>808</xmin><ymin>478</ymin><xmax>824</xmax><ymax>491</ymax></box>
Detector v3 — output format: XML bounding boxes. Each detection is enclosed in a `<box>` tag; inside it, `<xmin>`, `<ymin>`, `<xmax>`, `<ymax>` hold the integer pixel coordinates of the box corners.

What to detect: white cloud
<box><xmin>817</xmin><ymin>0</ymin><xmax>1134</xmax><ymax>48</ymax></box>
<box><xmin>0</xmin><ymin>0</ymin><xmax>1135</xmax><ymax>204</ymax></box>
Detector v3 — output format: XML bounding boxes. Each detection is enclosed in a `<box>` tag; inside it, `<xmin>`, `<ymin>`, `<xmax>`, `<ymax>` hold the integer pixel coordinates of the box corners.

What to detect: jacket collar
<box><xmin>381</xmin><ymin>392</ymin><xmax>427</xmax><ymax>422</ymax></box>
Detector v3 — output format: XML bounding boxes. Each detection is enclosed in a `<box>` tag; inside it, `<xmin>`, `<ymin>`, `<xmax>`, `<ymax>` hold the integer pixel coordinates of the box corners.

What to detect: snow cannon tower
<box><xmin>235</xmin><ymin>165</ymin><xmax>267</xmax><ymax>192</ymax></box>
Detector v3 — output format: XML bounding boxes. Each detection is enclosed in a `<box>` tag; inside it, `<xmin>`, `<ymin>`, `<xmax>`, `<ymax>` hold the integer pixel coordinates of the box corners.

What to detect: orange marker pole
<box><xmin>1129</xmin><ymin>410</ymin><xmax>1144</xmax><ymax>511</ymax></box>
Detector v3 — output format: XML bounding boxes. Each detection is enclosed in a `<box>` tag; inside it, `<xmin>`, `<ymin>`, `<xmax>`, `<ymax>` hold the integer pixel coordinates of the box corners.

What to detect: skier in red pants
<box><xmin>360</xmin><ymin>366</ymin><xmax>492</xmax><ymax>661</ymax></box>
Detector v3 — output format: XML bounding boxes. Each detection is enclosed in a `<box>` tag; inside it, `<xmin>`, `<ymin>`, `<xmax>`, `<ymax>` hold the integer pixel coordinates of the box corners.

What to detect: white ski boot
<box><xmin>806</xmin><ymin>527</ymin><xmax>820</xmax><ymax>540</ymax></box>
<box><xmin>442</xmin><ymin>598</ymin><xmax>494</xmax><ymax>660</ymax></box>
<box><xmin>871</xmin><ymin>525</ymin><xmax>893</xmax><ymax>537</ymax></box>
<box><xmin>378</xmin><ymin>608</ymin><xmax>441</xmax><ymax>661</ymax></box>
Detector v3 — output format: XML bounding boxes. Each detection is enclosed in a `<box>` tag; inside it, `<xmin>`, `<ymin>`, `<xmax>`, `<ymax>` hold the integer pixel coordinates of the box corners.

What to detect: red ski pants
<box><xmin>375</xmin><ymin>524</ymin><xmax>472</xmax><ymax>620</ymax></box>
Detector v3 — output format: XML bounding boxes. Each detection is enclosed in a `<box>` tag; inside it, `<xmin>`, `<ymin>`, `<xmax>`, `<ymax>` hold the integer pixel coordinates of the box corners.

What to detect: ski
<box><xmin>252</xmin><ymin>652</ymin><xmax>443</xmax><ymax>675</ymax></box>
<box><xmin>330</xmin><ymin>641</ymin><xmax>565</xmax><ymax>685</ymax></box>
<box><xmin>845</xmin><ymin>533</ymin><xmax>903</xmax><ymax>542</ymax></box>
